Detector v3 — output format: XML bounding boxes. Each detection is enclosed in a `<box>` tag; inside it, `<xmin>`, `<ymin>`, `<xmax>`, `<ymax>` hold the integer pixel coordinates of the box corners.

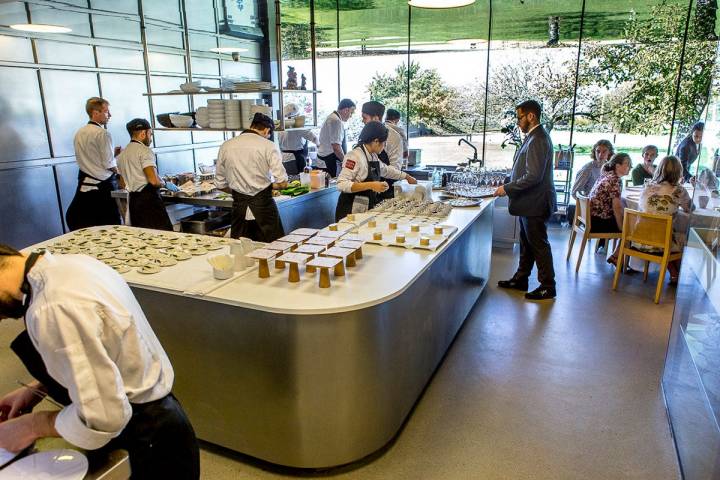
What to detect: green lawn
<box><xmin>281</xmin><ymin>0</ymin><xmax>691</xmax><ymax>46</ymax></box>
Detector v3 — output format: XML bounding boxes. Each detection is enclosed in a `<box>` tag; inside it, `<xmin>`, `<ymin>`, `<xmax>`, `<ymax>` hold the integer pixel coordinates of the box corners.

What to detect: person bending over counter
<box><xmin>117</xmin><ymin>118</ymin><xmax>177</xmax><ymax>231</ymax></box>
<box><xmin>316</xmin><ymin>99</ymin><xmax>355</xmax><ymax>178</ymax></box>
<box><xmin>0</xmin><ymin>245</ymin><xmax>199</xmax><ymax>479</ymax></box>
<box><xmin>361</xmin><ymin>101</ymin><xmax>403</xmax><ymax>200</ymax></box>
<box><xmin>215</xmin><ymin>113</ymin><xmax>288</xmax><ymax>242</ymax></box>
<box><xmin>675</xmin><ymin>121</ymin><xmax>704</xmax><ymax>181</ymax></box>
<box><xmin>335</xmin><ymin>121</ymin><xmax>416</xmax><ymax>221</ymax></box>
<box><xmin>66</xmin><ymin>97</ymin><xmax>123</xmax><ymax>231</ymax></box>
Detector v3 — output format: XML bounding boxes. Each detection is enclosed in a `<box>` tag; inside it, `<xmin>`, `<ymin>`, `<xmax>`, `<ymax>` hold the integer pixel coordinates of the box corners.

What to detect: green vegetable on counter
<box><xmin>280</xmin><ymin>185</ymin><xmax>310</xmax><ymax>196</ymax></box>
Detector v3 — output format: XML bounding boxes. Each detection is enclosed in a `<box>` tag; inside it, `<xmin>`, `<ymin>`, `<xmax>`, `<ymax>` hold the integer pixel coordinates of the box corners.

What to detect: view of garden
<box><xmin>278</xmin><ymin>0</ymin><xmax>719</xmax><ymax>207</ymax></box>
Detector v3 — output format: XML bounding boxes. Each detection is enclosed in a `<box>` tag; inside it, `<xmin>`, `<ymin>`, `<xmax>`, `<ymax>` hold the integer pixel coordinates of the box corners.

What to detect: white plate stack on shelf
<box><xmin>240</xmin><ymin>99</ymin><xmax>256</xmax><ymax>129</ymax></box>
<box><xmin>225</xmin><ymin>99</ymin><xmax>241</xmax><ymax>130</ymax></box>
<box><xmin>207</xmin><ymin>99</ymin><xmax>225</xmax><ymax>130</ymax></box>
<box><xmin>233</xmin><ymin>81</ymin><xmax>274</xmax><ymax>91</ymax></box>
<box><xmin>195</xmin><ymin>107</ymin><xmax>210</xmax><ymax>128</ymax></box>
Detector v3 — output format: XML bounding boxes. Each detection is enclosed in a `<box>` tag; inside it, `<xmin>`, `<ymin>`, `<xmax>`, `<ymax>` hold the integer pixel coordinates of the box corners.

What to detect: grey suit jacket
<box><xmin>504</xmin><ymin>125</ymin><xmax>557</xmax><ymax>218</ymax></box>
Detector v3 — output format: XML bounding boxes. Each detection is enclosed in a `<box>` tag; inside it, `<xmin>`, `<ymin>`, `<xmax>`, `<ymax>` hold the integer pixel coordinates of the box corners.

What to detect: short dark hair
<box><xmin>0</xmin><ymin>244</ymin><xmax>21</xmax><ymax>268</ymax></box>
<box><xmin>385</xmin><ymin>109</ymin><xmax>401</xmax><ymax>121</ymax></box>
<box><xmin>250</xmin><ymin>113</ymin><xmax>274</xmax><ymax>131</ymax></box>
<box><xmin>516</xmin><ymin>100</ymin><xmax>542</xmax><ymax>119</ymax></box>
<box><xmin>358</xmin><ymin>121</ymin><xmax>389</xmax><ymax>145</ymax></box>
<box><xmin>362</xmin><ymin>101</ymin><xmax>385</xmax><ymax>119</ymax></box>
<box><xmin>338</xmin><ymin>98</ymin><xmax>355</xmax><ymax>110</ymax></box>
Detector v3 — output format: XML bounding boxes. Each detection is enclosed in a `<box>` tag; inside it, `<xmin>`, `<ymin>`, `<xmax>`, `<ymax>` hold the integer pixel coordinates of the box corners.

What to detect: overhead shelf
<box><xmin>144</xmin><ymin>89</ymin><xmax>322</xmax><ymax>96</ymax></box>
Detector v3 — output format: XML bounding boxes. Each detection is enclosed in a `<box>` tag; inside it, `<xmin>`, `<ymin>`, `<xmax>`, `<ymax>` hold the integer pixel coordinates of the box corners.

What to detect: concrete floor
<box><xmin>0</xmin><ymin>226</ymin><xmax>680</xmax><ymax>479</ymax></box>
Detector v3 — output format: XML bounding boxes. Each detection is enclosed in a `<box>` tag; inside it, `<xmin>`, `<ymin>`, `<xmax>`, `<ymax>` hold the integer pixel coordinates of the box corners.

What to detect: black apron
<box><xmin>282</xmin><ymin>141</ymin><xmax>309</xmax><ymax>176</ymax></box>
<box><xmin>377</xmin><ymin>149</ymin><xmax>396</xmax><ymax>200</ymax></box>
<box><xmin>335</xmin><ymin>146</ymin><xmax>382</xmax><ymax>221</ymax></box>
<box><xmin>231</xmin><ymin>184</ymin><xmax>284</xmax><ymax>242</ymax></box>
<box><xmin>10</xmin><ymin>253</ymin><xmax>199</xmax><ymax>479</ymax></box>
<box><xmin>66</xmin><ymin>170</ymin><xmax>121</xmax><ymax>231</ymax></box>
<box><xmin>316</xmin><ymin>111</ymin><xmax>347</xmax><ymax>178</ymax></box>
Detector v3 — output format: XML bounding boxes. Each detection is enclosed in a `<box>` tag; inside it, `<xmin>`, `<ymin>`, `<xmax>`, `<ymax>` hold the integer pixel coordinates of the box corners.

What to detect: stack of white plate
<box><xmin>240</xmin><ymin>99</ymin><xmax>256</xmax><ymax>129</ymax></box>
<box><xmin>233</xmin><ymin>81</ymin><xmax>274</xmax><ymax>91</ymax></box>
<box><xmin>225</xmin><ymin>99</ymin><xmax>241</xmax><ymax>130</ymax></box>
<box><xmin>207</xmin><ymin>99</ymin><xmax>226</xmax><ymax>129</ymax></box>
<box><xmin>195</xmin><ymin>107</ymin><xmax>210</xmax><ymax>128</ymax></box>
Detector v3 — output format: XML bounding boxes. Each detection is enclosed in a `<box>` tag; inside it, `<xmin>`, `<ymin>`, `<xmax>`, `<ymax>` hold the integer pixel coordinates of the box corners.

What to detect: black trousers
<box><xmin>516</xmin><ymin>216</ymin><xmax>556</xmax><ymax>288</ymax></box>
<box><xmin>316</xmin><ymin>153</ymin><xmax>340</xmax><ymax>178</ymax></box>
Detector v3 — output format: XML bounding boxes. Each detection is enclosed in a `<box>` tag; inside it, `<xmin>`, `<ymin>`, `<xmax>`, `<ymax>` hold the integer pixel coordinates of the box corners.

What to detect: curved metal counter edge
<box><xmin>131</xmin><ymin>202</ymin><xmax>495</xmax><ymax>468</ymax></box>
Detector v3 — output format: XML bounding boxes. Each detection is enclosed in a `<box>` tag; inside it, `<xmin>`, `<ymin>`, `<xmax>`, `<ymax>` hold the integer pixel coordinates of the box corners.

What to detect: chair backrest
<box><xmin>622</xmin><ymin>209</ymin><xmax>673</xmax><ymax>251</ymax></box>
<box><xmin>576</xmin><ymin>194</ymin><xmax>590</xmax><ymax>229</ymax></box>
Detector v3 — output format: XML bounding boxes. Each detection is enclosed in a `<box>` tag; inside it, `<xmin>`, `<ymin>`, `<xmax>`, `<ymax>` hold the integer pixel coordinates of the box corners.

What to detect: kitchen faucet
<box><xmin>458</xmin><ymin>138</ymin><xmax>481</xmax><ymax>167</ymax></box>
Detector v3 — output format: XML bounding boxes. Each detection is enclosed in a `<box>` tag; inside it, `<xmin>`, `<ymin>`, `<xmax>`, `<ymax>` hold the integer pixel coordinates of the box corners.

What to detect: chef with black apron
<box><xmin>116</xmin><ymin>118</ymin><xmax>176</xmax><ymax>231</ymax></box>
<box><xmin>316</xmin><ymin>98</ymin><xmax>355</xmax><ymax>178</ymax></box>
<box><xmin>360</xmin><ymin>101</ymin><xmax>404</xmax><ymax>200</ymax></box>
<box><xmin>0</xmin><ymin>244</ymin><xmax>200</xmax><ymax>479</ymax></box>
<box><xmin>215</xmin><ymin>113</ymin><xmax>289</xmax><ymax>242</ymax></box>
<box><xmin>66</xmin><ymin>97</ymin><xmax>123</xmax><ymax>231</ymax></box>
<box><xmin>336</xmin><ymin>121</ymin><xmax>416</xmax><ymax>221</ymax></box>
<box><xmin>279</xmin><ymin>128</ymin><xmax>318</xmax><ymax>175</ymax></box>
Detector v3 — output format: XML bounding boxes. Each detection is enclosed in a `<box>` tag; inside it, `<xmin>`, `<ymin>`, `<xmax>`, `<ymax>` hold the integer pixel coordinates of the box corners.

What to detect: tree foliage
<box><xmin>580</xmin><ymin>1</ymin><xmax>717</xmax><ymax>135</ymax></box>
<box><xmin>367</xmin><ymin>62</ymin><xmax>459</xmax><ymax>133</ymax></box>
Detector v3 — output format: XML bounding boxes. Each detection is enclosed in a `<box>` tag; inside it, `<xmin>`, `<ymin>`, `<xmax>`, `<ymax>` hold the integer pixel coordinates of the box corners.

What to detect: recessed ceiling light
<box><xmin>210</xmin><ymin>47</ymin><xmax>249</xmax><ymax>54</ymax></box>
<box><xmin>408</xmin><ymin>0</ymin><xmax>475</xmax><ymax>8</ymax></box>
<box><xmin>10</xmin><ymin>23</ymin><xmax>72</xmax><ymax>33</ymax></box>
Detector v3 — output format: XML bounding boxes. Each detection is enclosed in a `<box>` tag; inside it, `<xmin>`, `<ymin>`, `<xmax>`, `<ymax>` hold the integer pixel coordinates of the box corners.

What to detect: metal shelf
<box><xmin>154</xmin><ymin>126</ymin><xmax>318</xmax><ymax>132</ymax></box>
<box><xmin>143</xmin><ymin>89</ymin><xmax>322</xmax><ymax>96</ymax></box>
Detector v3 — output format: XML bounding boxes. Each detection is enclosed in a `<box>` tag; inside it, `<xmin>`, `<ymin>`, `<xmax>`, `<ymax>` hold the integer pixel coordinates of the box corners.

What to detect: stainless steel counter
<box><xmin>130</xmin><ymin>203</ymin><xmax>493</xmax><ymax>468</ymax></box>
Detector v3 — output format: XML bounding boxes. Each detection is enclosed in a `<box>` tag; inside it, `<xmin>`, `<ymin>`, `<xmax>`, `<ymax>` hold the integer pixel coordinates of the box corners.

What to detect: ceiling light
<box><xmin>408</xmin><ymin>0</ymin><xmax>475</xmax><ymax>8</ymax></box>
<box><xmin>10</xmin><ymin>23</ymin><xmax>72</xmax><ymax>33</ymax></box>
<box><xmin>210</xmin><ymin>47</ymin><xmax>249</xmax><ymax>54</ymax></box>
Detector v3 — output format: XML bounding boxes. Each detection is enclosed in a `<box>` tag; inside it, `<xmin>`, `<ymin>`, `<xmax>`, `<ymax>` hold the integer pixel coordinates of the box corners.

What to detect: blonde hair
<box><xmin>85</xmin><ymin>97</ymin><xmax>109</xmax><ymax>116</ymax></box>
<box><xmin>652</xmin><ymin>155</ymin><xmax>683</xmax><ymax>186</ymax></box>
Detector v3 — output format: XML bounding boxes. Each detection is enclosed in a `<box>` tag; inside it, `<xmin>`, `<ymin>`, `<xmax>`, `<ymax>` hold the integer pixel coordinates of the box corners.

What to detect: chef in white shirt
<box><xmin>215</xmin><ymin>113</ymin><xmax>289</xmax><ymax>242</ymax></box>
<box><xmin>335</xmin><ymin>121</ymin><xmax>416</xmax><ymax>221</ymax></box>
<box><xmin>385</xmin><ymin>108</ymin><xmax>409</xmax><ymax>161</ymax></box>
<box><xmin>361</xmin><ymin>101</ymin><xmax>404</xmax><ymax>200</ymax></box>
<box><xmin>116</xmin><ymin>118</ymin><xmax>177</xmax><ymax>231</ymax></box>
<box><xmin>0</xmin><ymin>244</ymin><xmax>199</xmax><ymax>479</ymax></box>
<box><xmin>316</xmin><ymin>98</ymin><xmax>355</xmax><ymax>178</ymax></box>
<box><xmin>65</xmin><ymin>97</ymin><xmax>123</xmax><ymax>231</ymax></box>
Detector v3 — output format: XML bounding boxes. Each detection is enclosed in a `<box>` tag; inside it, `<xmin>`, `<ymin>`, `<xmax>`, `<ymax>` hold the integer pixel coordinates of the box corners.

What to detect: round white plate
<box><xmin>0</xmin><ymin>449</ymin><xmax>19</xmax><ymax>468</ymax></box>
<box><xmin>0</xmin><ymin>449</ymin><xmax>88</xmax><ymax>480</ymax></box>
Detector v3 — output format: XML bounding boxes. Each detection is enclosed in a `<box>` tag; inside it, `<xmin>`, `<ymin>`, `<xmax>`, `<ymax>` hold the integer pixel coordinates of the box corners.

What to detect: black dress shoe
<box><xmin>497</xmin><ymin>278</ymin><xmax>529</xmax><ymax>291</ymax></box>
<box><xmin>525</xmin><ymin>286</ymin><xmax>556</xmax><ymax>300</ymax></box>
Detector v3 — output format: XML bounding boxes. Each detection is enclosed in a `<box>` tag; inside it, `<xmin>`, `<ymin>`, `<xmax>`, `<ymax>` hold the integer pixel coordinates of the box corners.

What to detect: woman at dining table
<box><xmin>637</xmin><ymin>155</ymin><xmax>693</xmax><ymax>283</ymax></box>
<box><xmin>631</xmin><ymin>144</ymin><xmax>658</xmax><ymax>186</ymax></box>
<box><xmin>589</xmin><ymin>152</ymin><xmax>632</xmax><ymax>266</ymax></box>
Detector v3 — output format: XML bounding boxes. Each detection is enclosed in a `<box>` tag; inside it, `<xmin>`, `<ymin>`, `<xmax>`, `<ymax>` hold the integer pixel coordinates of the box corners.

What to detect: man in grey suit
<box><xmin>494</xmin><ymin>100</ymin><xmax>557</xmax><ymax>300</ymax></box>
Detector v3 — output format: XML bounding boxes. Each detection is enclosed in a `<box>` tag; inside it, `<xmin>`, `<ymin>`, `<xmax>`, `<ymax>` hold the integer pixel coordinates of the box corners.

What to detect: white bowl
<box><xmin>169</xmin><ymin>114</ymin><xmax>194</xmax><ymax>128</ymax></box>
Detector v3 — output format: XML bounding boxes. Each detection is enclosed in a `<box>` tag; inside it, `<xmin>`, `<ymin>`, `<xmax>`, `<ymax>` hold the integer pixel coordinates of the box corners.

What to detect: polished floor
<box><xmin>0</xmin><ymin>226</ymin><xmax>680</xmax><ymax>479</ymax></box>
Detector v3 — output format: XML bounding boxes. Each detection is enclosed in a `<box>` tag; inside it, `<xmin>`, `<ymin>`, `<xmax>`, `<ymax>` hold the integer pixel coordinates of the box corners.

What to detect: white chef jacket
<box><xmin>317</xmin><ymin>112</ymin><xmax>345</xmax><ymax>168</ymax></box>
<box><xmin>279</xmin><ymin>129</ymin><xmax>317</xmax><ymax>163</ymax></box>
<box><xmin>336</xmin><ymin>146</ymin><xmax>407</xmax><ymax>194</ymax></box>
<box><xmin>25</xmin><ymin>252</ymin><xmax>174</xmax><ymax>450</ymax></box>
<box><xmin>383</xmin><ymin>127</ymin><xmax>403</xmax><ymax>171</ymax></box>
<box><xmin>117</xmin><ymin>141</ymin><xmax>157</xmax><ymax>192</ymax></box>
<box><xmin>386</xmin><ymin>122</ymin><xmax>408</xmax><ymax>154</ymax></box>
<box><xmin>73</xmin><ymin>123</ymin><xmax>116</xmax><ymax>180</ymax></box>
<box><xmin>215</xmin><ymin>131</ymin><xmax>288</xmax><ymax>196</ymax></box>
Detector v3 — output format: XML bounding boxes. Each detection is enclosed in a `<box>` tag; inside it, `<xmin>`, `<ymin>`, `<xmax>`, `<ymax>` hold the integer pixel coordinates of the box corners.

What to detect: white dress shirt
<box><xmin>215</xmin><ymin>132</ymin><xmax>288</xmax><ymax>196</ymax></box>
<box><xmin>386</xmin><ymin>122</ymin><xmax>408</xmax><ymax>154</ymax></box>
<box><xmin>383</xmin><ymin>127</ymin><xmax>403</xmax><ymax>171</ymax></box>
<box><xmin>25</xmin><ymin>252</ymin><xmax>174</xmax><ymax>450</ymax></box>
<box><xmin>317</xmin><ymin>113</ymin><xmax>345</xmax><ymax>168</ymax></box>
<box><xmin>73</xmin><ymin>123</ymin><xmax>116</xmax><ymax>180</ymax></box>
<box><xmin>117</xmin><ymin>141</ymin><xmax>157</xmax><ymax>192</ymax></box>
<box><xmin>336</xmin><ymin>146</ymin><xmax>407</xmax><ymax>194</ymax></box>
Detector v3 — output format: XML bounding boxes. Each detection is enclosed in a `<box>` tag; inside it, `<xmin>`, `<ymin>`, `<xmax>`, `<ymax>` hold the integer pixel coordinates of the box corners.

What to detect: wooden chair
<box><xmin>566</xmin><ymin>194</ymin><xmax>622</xmax><ymax>272</ymax></box>
<box><xmin>612</xmin><ymin>209</ymin><xmax>682</xmax><ymax>304</ymax></box>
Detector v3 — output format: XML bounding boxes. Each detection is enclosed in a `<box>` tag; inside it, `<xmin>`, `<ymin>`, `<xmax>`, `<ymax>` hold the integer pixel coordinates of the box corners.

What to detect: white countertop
<box><xmin>28</xmin><ymin>200</ymin><xmax>492</xmax><ymax>315</ymax></box>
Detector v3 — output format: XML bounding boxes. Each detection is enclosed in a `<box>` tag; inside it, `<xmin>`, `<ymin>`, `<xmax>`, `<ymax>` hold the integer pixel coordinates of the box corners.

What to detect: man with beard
<box><xmin>116</xmin><ymin>118</ymin><xmax>177</xmax><ymax>231</ymax></box>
